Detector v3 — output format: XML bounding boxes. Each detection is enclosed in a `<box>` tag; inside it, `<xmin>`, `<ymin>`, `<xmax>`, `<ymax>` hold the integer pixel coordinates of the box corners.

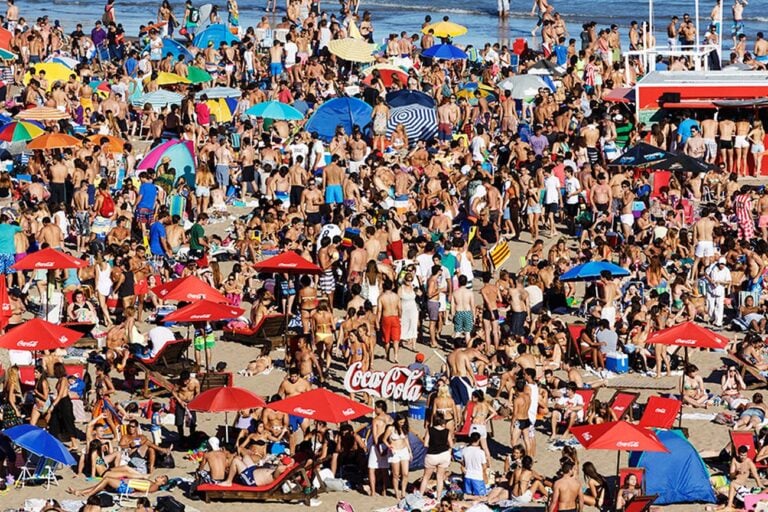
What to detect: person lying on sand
<box><xmin>219</xmin><ymin>454</ymin><xmax>292</xmax><ymax>487</ymax></box>
<box><xmin>67</xmin><ymin>473</ymin><xmax>169</xmax><ymax>497</ymax></box>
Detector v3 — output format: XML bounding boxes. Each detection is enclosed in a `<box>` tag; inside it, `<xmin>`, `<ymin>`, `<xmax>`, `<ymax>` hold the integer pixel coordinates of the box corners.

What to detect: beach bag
<box><xmin>336</xmin><ymin>502</ymin><xmax>355</xmax><ymax>512</ymax></box>
<box><xmin>99</xmin><ymin>192</ymin><xmax>115</xmax><ymax>217</ymax></box>
<box><xmin>156</xmin><ymin>495</ymin><xmax>185</xmax><ymax>512</ymax></box>
<box><xmin>714</xmin><ymin>411</ymin><xmax>735</xmax><ymax>426</ymax></box>
<box><xmin>157</xmin><ymin>451</ymin><xmax>175</xmax><ymax>469</ymax></box>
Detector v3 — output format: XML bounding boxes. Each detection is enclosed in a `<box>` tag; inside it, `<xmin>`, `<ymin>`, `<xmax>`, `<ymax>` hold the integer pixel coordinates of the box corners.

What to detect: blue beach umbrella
<box><xmin>4</xmin><ymin>424</ymin><xmax>77</xmax><ymax>465</ymax></box>
<box><xmin>193</xmin><ymin>24</ymin><xmax>240</xmax><ymax>49</ymax></box>
<box><xmin>245</xmin><ymin>101</ymin><xmax>304</xmax><ymax>120</ymax></box>
<box><xmin>422</xmin><ymin>43</ymin><xmax>468</xmax><ymax>60</ymax></box>
<box><xmin>386</xmin><ymin>89</ymin><xmax>436</xmax><ymax>108</ymax></box>
<box><xmin>305</xmin><ymin>97</ymin><xmax>372</xmax><ymax>142</ymax></box>
<box><xmin>386</xmin><ymin>105</ymin><xmax>437</xmax><ymax>145</ymax></box>
<box><xmin>560</xmin><ymin>261</ymin><xmax>630</xmax><ymax>282</ymax></box>
<box><xmin>195</xmin><ymin>86</ymin><xmax>242</xmax><ymax>100</ymax></box>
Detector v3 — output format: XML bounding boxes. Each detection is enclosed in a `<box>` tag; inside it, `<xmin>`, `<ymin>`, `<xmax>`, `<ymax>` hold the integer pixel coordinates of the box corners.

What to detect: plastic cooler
<box><xmin>605</xmin><ymin>352</ymin><xmax>629</xmax><ymax>374</ymax></box>
<box><xmin>408</xmin><ymin>401</ymin><xmax>427</xmax><ymax>420</ymax></box>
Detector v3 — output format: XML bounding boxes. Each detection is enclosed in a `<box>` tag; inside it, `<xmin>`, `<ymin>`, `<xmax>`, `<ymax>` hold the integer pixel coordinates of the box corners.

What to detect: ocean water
<box><xmin>19</xmin><ymin>0</ymin><xmax>768</xmax><ymax>49</ymax></box>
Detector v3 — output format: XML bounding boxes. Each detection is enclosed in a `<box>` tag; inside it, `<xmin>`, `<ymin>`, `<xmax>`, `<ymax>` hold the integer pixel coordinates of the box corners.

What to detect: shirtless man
<box><xmin>38</xmin><ymin>217</ymin><xmax>64</xmax><ymax>249</ymax></box>
<box><xmin>49</xmin><ymin>156</ymin><xmax>69</xmax><ymax>206</ymax></box>
<box><xmin>172</xmin><ymin>370</ymin><xmax>200</xmax><ymax>446</ymax></box>
<box><xmin>701</xmin><ymin>116</ymin><xmax>719</xmax><ymax>164</ymax></box>
<box><xmin>508</xmin><ymin>274</ymin><xmax>529</xmax><ymax>337</ymax></box>
<box><xmin>378</xmin><ymin>278</ymin><xmax>402</xmax><ymax>362</ymax></box>
<box><xmin>692</xmin><ymin>207</ymin><xmax>718</xmax><ymax>282</ymax></box>
<box><xmin>428</xmin><ymin>204</ymin><xmax>452</xmax><ymax>237</ymax></box>
<box><xmin>723</xmin><ymin>445</ymin><xmax>763</xmax><ymax>510</ymax></box>
<box><xmin>618</xmin><ymin>180</ymin><xmax>635</xmax><ymax>239</ymax></box>
<box><xmin>599</xmin><ymin>270</ymin><xmax>619</xmax><ymax>329</ymax></box>
<box><xmin>451</xmin><ymin>275</ymin><xmax>475</xmax><ymax>344</ymax></box>
<box><xmin>719</xmin><ymin>116</ymin><xmax>736</xmax><ymax>172</ymax></box>
<box><xmin>447</xmin><ymin>338</ymin><xmax>489</xmax><ymax>411</ymax></box>
<box><xmin>437</xmin><ymin>96</ymin><xmax>460</xmax><ymax>144</ymax></box>
<box><xmin>300</xmin><ymin>179</ymin><xmax>324</xmax><ymax>230</ymax></box>
<box><xmin>348</xmin><ymin>132</ymin><xmax>368</xmax><ymax>174</ymax></box>
<box><xmin>589</xmin><ymin>173</ymin><xmax>613</xmax><ymax>220</ymax></box>
<box><xmin>198</xmin><ymin>437</ymin><xmax>229</xmax><ymax>482</ymax></box>
<box><xmin>735</xmin><ymin>117</ymin><xmax>752</xmax><ymax>177</ymax></box>
<box><xmin>165</xmin><ymin>215</ymin><xmax>185</xmax><ymax>256</ymax></box>
<box><xmin>480</xmin><ymin>274</ymin><xmax>501</xmax><ymax>348</ymax></box>
<box><xmin>240</xmin><ymin>137</ymin><xmax>258</xmax><ymax>198</ymax></box>
<box><xmin>73</xmin><ymin>181</ymin><xmax>91</xmax><ymax>252</ymax></box>
<box><xmin>292</xmin><ymin>336</ymin><xmax>324</xmax><ymax>383</ymax></box>
<box><xmin>510</xmin><ymin>379</ymin><xmax>533</xmax><ymax>455</ymax></box>
<box><xmin>348</xmin><ymin>237</ymin><xmax>368</xmax><ymax>285</ymax></box>
<box><xmin>549</xmin><ymin>461</ymin><xmax>583</xmax><ymax>512</ymax></box>
<box><xmin>323</xmin><ymin>154</ymin><xmax>345</xmax><ymax>205</ymax></box>
<box><xmin>369</xmin><ymin>400</ymin><xmax>394</xmax><ymax>496</ymax></box>
<box><xmin>580</xmin><ymin>121</ymin><xmax>601</xmax><ymax>165</ymax></box>
<box><xmin>755</xmin><ymin>31</ymin><xmax>768</xmax><ymax>65</ymax></box>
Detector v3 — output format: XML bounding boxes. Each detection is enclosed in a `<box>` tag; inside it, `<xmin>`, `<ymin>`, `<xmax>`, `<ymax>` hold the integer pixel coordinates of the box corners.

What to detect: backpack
<box><xmin>99</xmin><ymin>191</ymin><xmax>115</xmax><ymax>218</ymax></box>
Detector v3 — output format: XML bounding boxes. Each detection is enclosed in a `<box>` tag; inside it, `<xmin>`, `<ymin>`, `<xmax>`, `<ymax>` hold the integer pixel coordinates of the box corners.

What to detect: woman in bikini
<box><xmin>430</xmin><ymin>384</ymin><xmax>459</xmax><ymax>433</ymax></box>
<box><xmin>468</xmin><ymin>390</ymin><xmax>493</xmax><ymax>462</ymax></box>
<box><xmin>682</xmin><ymin>364</ymin><xmax>712</xmax><ymax>408</ymax></box>
<box><xmin>312</xmin><ymin>300</ymin><xmax>336</xmax><ymax>371</ymax></box>
<box><xmin>298</xmin><ymin>275</ymin><xmax>318</xmax><ymax>335</ymax></box>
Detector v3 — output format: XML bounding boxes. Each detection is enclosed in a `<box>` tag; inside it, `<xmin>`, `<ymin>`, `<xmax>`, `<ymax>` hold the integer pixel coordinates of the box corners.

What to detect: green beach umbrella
<box><xmin>187</xmin><ymin>66</ymin><xmax>213</xmax><ymax>84</ymax></box>
<box><xmin>0</xmin><ymin>121</ymin><xmax>44</xmax><ymax>142</ymax></box>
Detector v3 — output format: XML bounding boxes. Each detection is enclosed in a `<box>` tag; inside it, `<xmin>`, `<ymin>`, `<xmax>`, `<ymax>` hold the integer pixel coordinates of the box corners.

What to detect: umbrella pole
<box><xmin>678</xmin><ymin>347</ymin><xmax>688</xmax><ymax>428</ymax></box>
<box><xmin>225</xmin><ymin>412</ymin><xmax>229</xmax><ymax>444</ymax></box>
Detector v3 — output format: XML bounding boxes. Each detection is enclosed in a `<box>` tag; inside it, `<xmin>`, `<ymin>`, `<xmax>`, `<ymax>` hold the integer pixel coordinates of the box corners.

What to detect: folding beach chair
<box><xmin>619</xmin><ymin>467</ymin><xmax>646</xmax><ymax>494</ymax></box>
<box><xmin>118</xmin><ymin>478</ymin><xmax>152</xmax><ymax>504</ymax></box>
<box><xmin>16</xmin><ymin>456</ymin><xmax>58</xmax><ymax>490</ymax></box>
<box><xmin>624</xmin><ymin>495</ymin><xmax>657</xmax><ymax>512</ymax></box>
<box><xmin>638</xmin><ymin>396</ymin><xmax>681</xmax><ymax>429</ymax></box>
<box><xmin>730</xmin><ymin>430</ymin><xmax>768</xmax><ymax>469</ymax></box>
<box><xmin>608</xmin><ymin>390</ymin><xmax>640</xmax><ymax>421</ymax></box>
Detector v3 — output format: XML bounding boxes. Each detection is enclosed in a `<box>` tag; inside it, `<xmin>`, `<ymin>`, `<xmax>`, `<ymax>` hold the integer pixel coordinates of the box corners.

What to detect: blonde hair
<box><xmin>437</xmin><ymin>384</ymin><xmax>451</xmax><ymax>399</ymax></box>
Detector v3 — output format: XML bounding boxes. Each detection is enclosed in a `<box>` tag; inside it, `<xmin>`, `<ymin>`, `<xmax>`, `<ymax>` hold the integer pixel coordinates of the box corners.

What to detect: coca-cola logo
<box><xmin>654</xmin><ymin>408</ymin><xmax>666</xmax><ymax>413</ymax></box>
<box><xmin>672</xmin><ymin>338</ymin><xmax>697</xmax><ymax>345</ymax></box>
<box><xmin>616</xmin><ymin>441</ymin><xmax>640</xmax><ymax>449</ymax></box>
<box><xmin>294</xmin><ymin>407</ymin><xmax>316</xmax><ymax>415</ymax></box>
<box><xmin>58</xmin><ymin>336</ymin><xmax>68</xmax><ymax>343</ymax></box>
<box><xmin>278</xmin><ymin>263</ymin><xmax>299</xmax><ymax>268</ymax></box>
<box><xmin>343</xmin><ymin>362</ymin><xmax>423</xmax><ymax>401</ymax></box>
<box><xmin>35</xmin><ymin>262</ymin><xmax>56</xmax><ymax>268</ymax></box>
<box><xmin>189</xmin><ymin>314</ymin><xmax>212</xmax><ymax>320</ymax></box>
<box><xmin>17</xmin><ymin>340</ymin><xmax>38</xmax><ymax>348</ymax></box>
<box><xmin>341</xmin><ymin>408</ymin><xmax>355</xmax><ymax>416</ymax></box>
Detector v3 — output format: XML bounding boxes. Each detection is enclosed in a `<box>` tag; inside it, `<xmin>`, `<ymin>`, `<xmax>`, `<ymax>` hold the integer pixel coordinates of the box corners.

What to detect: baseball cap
<box><xmin>415</xmin><ymin>353</ymin><xmax>425</xmax><ymax>363</ymax></box>
<box><xmin>208</xmin><ymin>437</ymin><xmax>220</xmax><ymax>451</ymax></box>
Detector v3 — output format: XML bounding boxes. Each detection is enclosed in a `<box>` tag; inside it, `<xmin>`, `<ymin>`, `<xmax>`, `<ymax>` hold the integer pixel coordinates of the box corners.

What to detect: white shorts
<box><xmin>513</xmin><ymin>490</ymin><xmax>533</xmax><ymax>503</ymax></box>
<box><xmin>735</xmin><ymin>135</ymin><xmax>750</xmax><ymax>149</ymax></box>
<box><xmin>388</xmin><ymin>447</ymin><xmax>411</xmax><ymax>464</ymax></box>
<box><xmin>601</xmin><ymin>305</ymin><xmax>616</xmax><ymax>328</ymax></box>
<box><xmin>695</xmin><ymin>240</ymin><xmax>715</xmax><ymax>258</ymax></box>
<box><xmin>620</xmin><ymin>213</ymin><xmax>635</xmax><ymax>226</ymax></box>
<box><xmin>367</xmin><ymin>446</ymin><xmax>389</xmax><ymax>469</ymax></box>
<box><xmin>469</xmin><ymin>424</ymin><xmax>487</xmax><ymax>439</ymax></box>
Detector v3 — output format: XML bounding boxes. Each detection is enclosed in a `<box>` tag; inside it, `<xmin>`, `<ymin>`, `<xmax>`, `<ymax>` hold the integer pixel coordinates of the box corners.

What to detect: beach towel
<box><xmin>489</xmin><ymin>241</ymin><xmax>511</xmax><ymax>269</ymax></box>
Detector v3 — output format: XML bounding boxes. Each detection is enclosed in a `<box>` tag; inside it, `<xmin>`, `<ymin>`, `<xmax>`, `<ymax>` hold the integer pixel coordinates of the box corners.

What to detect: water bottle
<box><xmin>7</xmin><ymin>474</ymin><xmax>14</xmax><ymax>487</ymax></box>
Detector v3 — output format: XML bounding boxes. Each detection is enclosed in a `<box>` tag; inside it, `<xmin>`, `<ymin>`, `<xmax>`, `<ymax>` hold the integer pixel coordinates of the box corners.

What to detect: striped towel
<box><xmin>489</xmin><ymin>241</ymin><xmax>511</xmax><ymax>270</ymax></box>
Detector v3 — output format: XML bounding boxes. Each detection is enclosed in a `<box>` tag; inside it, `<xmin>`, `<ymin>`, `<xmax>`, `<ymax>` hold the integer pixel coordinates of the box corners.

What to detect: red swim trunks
<box><xmin>134</xmin><ymin>278</ymin><xmax>149</xmax><ymax>295</ymax></box>
<box><xmin>381</xmin><ymin>316</ymin><xmax>401</xmax><ymax>345</ymax></box>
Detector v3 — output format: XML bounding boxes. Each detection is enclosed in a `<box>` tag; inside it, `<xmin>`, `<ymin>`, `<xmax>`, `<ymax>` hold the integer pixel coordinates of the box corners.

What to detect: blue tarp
<box><xmin>304</xmin><ymin>97</ymin><xmax>372</xmax><ymax>142</ymax></box>
<box><xmin>193</xmin><ymin>24</ymin><xmax>240</xmax><ymax>48</ymax></box>
<box><xmin>628</xmin><ymin>429</ymin><xmax>716</xmax><ymax>505</ymax></box>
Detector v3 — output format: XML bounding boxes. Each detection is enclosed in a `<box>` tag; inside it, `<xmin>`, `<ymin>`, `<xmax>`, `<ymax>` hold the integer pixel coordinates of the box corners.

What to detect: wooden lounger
<box><xmin>222</xmin><ymin>314</ymin><xmax>286</xmax><ymax>347</ymax></box>
<box><xmin>725</xmin><ymin>352</ymin><xmax>767</xmax><ymax>389</ymax></box>
<box><xmin>198</xmin><ymin>463</ymin><xmax>319</xmax><ymax>505</ymax></box>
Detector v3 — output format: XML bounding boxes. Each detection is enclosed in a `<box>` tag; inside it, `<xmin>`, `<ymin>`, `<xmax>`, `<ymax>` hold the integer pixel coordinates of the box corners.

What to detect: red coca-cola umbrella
<box><xmin>0</xmin><ymin>318</ymin><xmax>83</xmax><ymax>351</ymax></box>
<box><xmin>152</xmin><ymin>275</ymin><xmax>228</xmax><ymax>303</ymax></box>
<box><xmin>646</xmin><ymin>321</ymin><xmax>729</xmax><ymax>426</ymax></box>
<box><xmin>0</xmin><ymin>278</ymin><xmax>11</xmax><ymax>331</ymax></box>
<box><xmin>12</xmin><ymin>248</ymin><xmax>87</xmax><ymax>270</ymax></box>
<box><xmin>253</xmin><ymin>251</ymin><xmax>322</xmax><ymax>275</ymax></box>
<box><xmin>163</xmin><ymin>300</ymin><xmax>244</xmax><ymax>323</ymax></box>
<box><xmin>189</xmin><ymin>385</ymin><xmax>266</xmax><ymax>412</ymax></box>
<box><xmin>188</xmin><ymin>385</ymin><xmax>266</xmax><ymax>441</ymax></box>
<box><xmin>268</xmin><ymin>388</ymin><xmax>373</xmax><ymax>423</ymax></box>
<box><xmin>570</xmin><ymin>421</ymin><xmax>668</xmax><ymax>476</ymax></box>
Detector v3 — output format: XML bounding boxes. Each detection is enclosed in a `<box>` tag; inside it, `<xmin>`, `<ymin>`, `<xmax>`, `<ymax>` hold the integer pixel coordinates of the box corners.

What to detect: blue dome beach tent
<box><xmin>559</xmin><ymin>261</ymin><xmax>630</xmax><ymax>281</ymax></box>
<box><xmin>304</xmin><ymin>97</ymin><xmax>372</xmax><ymax>142</ymax></box>
<box><xmin>193</xmin><ymin>24</ymin><xmax>239</xmax><ymax>48</ymax></box>
<box><xmin>629</xmin><ymin>429</ymin><xmax>716</xmax><ymax>505</ymax></box>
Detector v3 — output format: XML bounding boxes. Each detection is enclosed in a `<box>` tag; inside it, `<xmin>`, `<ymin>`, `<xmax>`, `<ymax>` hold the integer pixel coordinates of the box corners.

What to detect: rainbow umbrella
<box><xmin>137</xmin><ymin>139</ymin><xmax>196</xmax><ymax>185</ymax></box>
<box><xmin>245</xmin><ymin>100</ymin><xmax>304</xmax><ymax>120</ymax></box>
<box><xmin>187</xmin><ymin>66</ymin><xmax>212</xmax><ymax>84</ymax></box>
<box><xmin>0</xmin><ymin>121</ymin><xmax>44</xmax><ymax>142</ymax></box>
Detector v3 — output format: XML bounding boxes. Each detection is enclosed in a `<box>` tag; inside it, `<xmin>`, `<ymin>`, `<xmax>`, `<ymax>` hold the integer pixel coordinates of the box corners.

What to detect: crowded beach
<box><xmin>0</xmin><ymin>0</ymin><xmax>767</xmax><ymax>511</ymax></box>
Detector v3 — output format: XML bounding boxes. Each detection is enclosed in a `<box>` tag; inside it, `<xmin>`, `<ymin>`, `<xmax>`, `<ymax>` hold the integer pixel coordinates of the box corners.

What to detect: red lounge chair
<box><xmin>223</xmin><ymin>313</ymin><xmax>286</xmax><ymax>347</ymax></box>
<box><xmin>575</xmin><ymin>389</ymin><xmax>595</xmax><ymax>418</ymax></box>
<box><xmin>567</xmin><ymin>323</ymin><xmax>589</xmax><ymax>366</ymax></box>
<box><xmin>730</xmin><ymin>430</ymin><xmax>768</xmax><ymax>469</ymax></box>
<box><xmin>608</xmin><ymin>391</ymin><xmax>640</xmax><ymax>421</ymax></box>
<box><xmin>455</xmin><ymin>402</ymin><xmax>476</xmax><ymax>438</ymax></box>
<box><xmin>726</xmin><ymin>351</ymin><xmax>768</xmax><ymax>389</ymax></box>
<box><xmin>619</xmin><ymin>467</ymin><xmax>646</xmax><ymax>495</ymax></box>
<box><xmin>624</xmin><ymin>495</ymin><xmax>657</xmax><ymax>512</ymax></box>
<box><xmin>197</xmin><ymin>462</ymin><xmax>322</xmax><ymax>504</ymax></box>
<box><xmin>638</xmin><ymin>396</ymin><xmax>681</xmax><ymax>429</ymax></box>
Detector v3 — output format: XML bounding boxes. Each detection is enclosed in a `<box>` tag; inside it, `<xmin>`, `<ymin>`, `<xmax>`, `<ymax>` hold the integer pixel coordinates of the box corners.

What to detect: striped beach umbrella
<box><xmin>195</xmin><ymin>86</ymin><xmax>241</xmax><ymax>99</ymax></box>
<box><xmin>328</xmin><ymin>38</ymin><xmax>377</xmax><ymax>63</ymax></box>
<box><xmin>385</xmin><ymin>105</ymin><xmax>437</xmax><ymax>145</ymax></box>
<box><xmin>131</xmin><ymin>90</ymin><xmax>184</xmax><ymax>111</ymax></box>
<box><xmin>15</xmin><ymin>107</ymin><xmax>71</xmax><ymax>121</ymax></box>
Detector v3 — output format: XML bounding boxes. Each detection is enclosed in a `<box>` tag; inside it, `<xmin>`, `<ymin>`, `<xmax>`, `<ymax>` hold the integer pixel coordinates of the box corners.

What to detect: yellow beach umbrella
<box><xmin>422</xmin><ymin>20</ymin><xmax>468</xmax><ymax>38</ymax></box>
<box><xmin>151</xmin><ymin>71</ymin><xmax>191</xmax><ymax>86</ymax></box>
<box><xmin>206</xmin><ymin>98</ymin><xmax>233</xmax><ymax>123</ymax></box>
<box><xmin>23</xmin><ymin>62</ymin><xmax>76</xmax><ymax>91</ymax></box>
<box><xmin>328</xmin><ymin>38</ymin><xmax>377</xmax><ymax>63</ymax></box>
<box><xmin>348</xmin><ymin>19</ymin><xmax>363</xmax><ymax>40</ymax></box>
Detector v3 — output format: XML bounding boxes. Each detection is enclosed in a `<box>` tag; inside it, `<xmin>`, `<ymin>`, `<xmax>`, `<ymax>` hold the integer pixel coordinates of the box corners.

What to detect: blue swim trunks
<box><xmin>270</xmin><ymin>62</ymin><xmax>284</xmax><ymax>76</ymax></box>
<box><xmin>0</xmin><ymin>253</ymin><xmax>15</xmax><ymax>275</ymax></box>
<box><xmin>325</xmin><ymin>184</ymin><xmax>343</xmax><ymax>204</ymax></box>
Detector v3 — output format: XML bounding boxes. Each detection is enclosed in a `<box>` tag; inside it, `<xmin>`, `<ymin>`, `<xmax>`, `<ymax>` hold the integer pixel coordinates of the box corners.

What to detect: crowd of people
<box><xmin>0</xmin><ymin>0</ymin><xmax>767</xmax><ymax>511</ymax></box>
